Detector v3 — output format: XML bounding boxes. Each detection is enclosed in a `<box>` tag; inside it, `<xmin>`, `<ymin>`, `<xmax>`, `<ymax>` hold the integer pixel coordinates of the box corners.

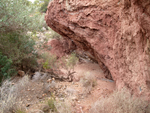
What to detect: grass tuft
<box><xmin>90</xmin><ymin>88</ymin><xmax>150</xmax><ymax>113</ymax></box>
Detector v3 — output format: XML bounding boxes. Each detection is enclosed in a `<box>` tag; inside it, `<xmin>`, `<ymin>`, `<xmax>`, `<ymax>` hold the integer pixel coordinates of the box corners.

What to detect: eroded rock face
<box><xmin>47</xmin><ymin>38</ymin><xmax>76</xmax><ymax>58</ymax></box>
<box><xmin>45</xmin><ymin>0</ymin><xmax>150</xmax><ymax>95</ymax></box>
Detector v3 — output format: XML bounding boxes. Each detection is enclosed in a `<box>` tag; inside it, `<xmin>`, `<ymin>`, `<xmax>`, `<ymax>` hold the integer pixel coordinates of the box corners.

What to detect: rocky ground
<box><xmin>10</xmin><ymin>61</ymin><xmax>115</xmax><ymax>113</ymax></box>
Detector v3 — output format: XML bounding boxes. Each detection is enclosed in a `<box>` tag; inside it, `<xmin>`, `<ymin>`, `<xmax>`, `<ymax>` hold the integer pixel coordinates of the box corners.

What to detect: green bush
<box><xmin>42</xmin><ymin>52</ymin><xmax>57</xmax><ymax>71</ymax></box>
<box><xmin>0</xmin><ymin>53</ymin><xmax>16</xmax><ymax>83</ymax></box>
<box><xmin>34</xmin><ymin>0</ymin><xmax>53</xmax><ymax>13</ymax></box>
<box><xmin>61</xmin><ymin>53</ymin><xmax>78</xmax><ymax>73</ymax></box>
<box><xmin>45</xmin><ymin>28</ymin><xmax>61</xmax><ymax>39</ymax></box>
<box><xmin>47</xmin><ymin>97</ymin><xmax>57</xmax><ymax>112</ymax></box>
<box><xmin>0</xmin><ymin>0</ymin><xmax>44</xmax><ymax>33</ymax></box>
<box><xmin>0</xmin><ymin>33</ymin><xmax>38</xmax><ymax>70</ymax></box>
<box><xmin>0</xmin><ymin>0</ymin><xmax>45</xmax><ymax>80</ymax></box>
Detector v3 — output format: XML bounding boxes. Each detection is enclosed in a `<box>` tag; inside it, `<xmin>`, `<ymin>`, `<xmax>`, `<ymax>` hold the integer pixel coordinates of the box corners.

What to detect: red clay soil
<box><xmin>73</xmin><ymin>62</ymin><xmax>116</xmax><ymax>113</ymax></box>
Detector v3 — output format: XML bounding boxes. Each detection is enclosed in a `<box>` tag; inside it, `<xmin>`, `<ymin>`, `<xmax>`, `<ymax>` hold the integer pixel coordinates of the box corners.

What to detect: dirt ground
<box><xmin>12</xmin><ymin>62</ymin><xmax>115</xmax><ymax>113</ymax></box>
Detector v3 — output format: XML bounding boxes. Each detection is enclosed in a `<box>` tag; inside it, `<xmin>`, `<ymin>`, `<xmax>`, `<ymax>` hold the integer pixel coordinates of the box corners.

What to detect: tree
<box><xmin>34</xmin><ymin>0</ymin><xmax>51</xmax><ymax>13</ymax></box>
<box><xmin>0</xmin><ymin>0</ymin><xmax>44</xmax><ymax>82</ymax></box>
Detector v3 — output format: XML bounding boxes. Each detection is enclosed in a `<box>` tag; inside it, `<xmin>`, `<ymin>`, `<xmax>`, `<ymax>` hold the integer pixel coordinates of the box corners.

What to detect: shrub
<box><xmin>0</xmin><ymin>76</ymin><xmax>29</xmax><ymax>113</ymax></box>
<box><xmin>0</xmin><ymin>53</ymin><xmax>16</xmax><ymax>84</ymax></box>
<box><xmin>47</xmin><ymin>97</ymin><xmax>57</xmax><ymax>112</ymax></box>
<box><xmin>0</xmin><ymin>0</ymin><xmax>46</xmax><ymax>78</ymax></box>
<box><xmin>61</xmin><ymin>53</ymin><xmax>78</xmax><ymax>74</ymax></box>
<box><xmin>0</xmin><ymin>0</ymin><xmax>44</xmax><ymax>33</ymax></box>
<box><xmin>34</xmin><ymin>0</ymin><xmax>53</xmax><ymax>13</ymax></box>
<box><xmin>89</xmin><ymin>88</ymin><xmax>150</xmax><ymax>113</ymax></box>
<box><xmin>46</xmin><ymin>28</ymin><xmax>61</xmax><ymax>39</ymax></box>
<box><xmin>55</xmin><ymin>100</ymin><xmax>73</xmax><ymax>113</ymax></box>
<box><xmin>42</xmin><ymin>97</ymin><xmax>73</xmax><ymax>113</ymax></box>
<box><xmin>66</xmin><ymin>53</ymin><xmax>78</xmax><ymax>71</ymax></box>
<box><xmin>0</xmin><ymin>33</ymin><xmax>38</xmax><ymax>70</ymax></box>
<box><xmin>41</xmin><ymin>97</ymin><xmax>57</xmax><ymax>113</ymax></box>
<box><xmin>42</xmin><ymin>52</ymin><xmax>57</xmax><ymax>71</ymax></box>
<box><xmin>80</xmin><ymin>72</ymin><xmax>97</xmax><ymax>95</ymax></box>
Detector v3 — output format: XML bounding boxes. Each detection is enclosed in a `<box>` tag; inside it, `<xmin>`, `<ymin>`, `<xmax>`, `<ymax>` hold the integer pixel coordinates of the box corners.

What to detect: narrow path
<box><xmin>72</xmin><ymin>62</ymin><xmax>116</xmax><ymax>113</ymax></box>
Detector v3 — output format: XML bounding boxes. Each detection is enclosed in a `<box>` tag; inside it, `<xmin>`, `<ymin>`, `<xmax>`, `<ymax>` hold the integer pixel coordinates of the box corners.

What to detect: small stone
<box><xmin>52</xmin><ymin>78</ymin><xmax>55</xmax><ymax>81</ymax></box>
<box><xmin>42</xmin><ymin>94</ymin><xmax>46</xmax><ymax>96</ymax></box>
<box><xmin>47</xmin><ymin>79</ymin><xmax>52</xmax><ymax>83</ymax></box>
<box><xmin>26</xmin><ymin>104</ymin><xmax>30</xmax><ymax>107</ymax></box>
<box><xmin>59</xmin><ymin>98</ymin><xmax>64</xmax><ymax>101</ymax></box>
<box><xmin>37</xmin><ymin>95</ymin><xmax>42</xmax><ymax>99</ymax></box>
<box><xmin>97</xmin><ymin>88</ymin><xmax>100</xmax><ymax>90</ymax></box>
<box><xmin>72</xmin><ymin>96</ymin><xmax>78</xmax><ymax>101</ymax></box>
<box><xmin>12</xmin><ymin>83</ymin><xmax>15</xmax><ymax>85</ymax></box>
<box><xmin>18</xmin><ymin>70</ymin><xmax>25</xmax><ymax>77</ymax></box>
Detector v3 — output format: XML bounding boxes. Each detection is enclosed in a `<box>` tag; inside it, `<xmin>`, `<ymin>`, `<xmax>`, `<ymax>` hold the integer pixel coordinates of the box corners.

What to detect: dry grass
<box><xmin>90</xmin><ymin>88</ymin><xmax>150</xmax><ymax>113</ymax></box>
<box><xmin>0</xmin><ymin>76</ymin><xmax>29</xmax><ymax>113</ymax></box>
<box><xmin>80</xmin><ymin>72</ymin><xmax>97</xmax><ymax>95</ymax></box>
<box><xmin>55</xmin><ymin>99</ymin><xmax>73</xmax><ymax>113</ymax></box>
<box><xmin>41</xmin><ymin>97</ymin><xmax>73</xmax><ymax>113</ymax></box>
<box><xmin>41</xmin><ymin>52</ymin><xmax>57</xmax><ymax>71</ymax></box>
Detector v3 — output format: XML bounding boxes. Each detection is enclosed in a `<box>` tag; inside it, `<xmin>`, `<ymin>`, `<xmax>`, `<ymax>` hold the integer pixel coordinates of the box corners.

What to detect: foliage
<box><xmin>0</xmin><ymin>0</ymin><xmax>46</xmax><ymax>79</ymax></box>
<box><xmin>45</xmin><ymin>28</ymin><xmax>61</xmax><ymax>39</ymax></box>
<box><xmin>55</xmin><ymin>100</ymin><xmax>73</xmax><ymax>113</ymax></box>
<box><xmin>61</xmin><ymin>53</ymin><xmax>78</xmax><ymax>73</ymax></box>
<box><xmin>90</xmin><ymin>88</ymin><xmax>150</xmax><ymax>113</ymax></box>
<box><xmin>80</xmin><ymin>72</ymin><xmax>97</xmax><ymax>95</ymax></box>
<box><xmin>0</xmin><ymin>53</ymin><xmax>16</xmax><ymax>84</ymax></box>
<box><xmin>42</xmin><ymin>52</ymin><xmax>57</xmax><ymax>71</ymax></box>
<box><xmin>0</xmin><ymin>76</ymin><xmax>29</xmax><ymax>113</ymax></box>
<box><xmin>0</xmin><ymin>0</ymin><xmax>44</xmax><ymax>33</ymax></box>
<box><xmin>15</xmin><ymin>109</ymin><xmax>27</xmax><ymax>113</ymax></box>
<box><xmin>42</xmin><ymin>97</ymin><xmax>73</xmax><ymax>113</ymax></box>
<box><xmin>0</xmin><ymin>33</ymin><xmax>38</xmax><ymax>70</ymax></box>
<box><xmin>67</xmin><ymin>53</ymin><xmax>78</xmax><ymax>71</ymax></box>
<box><xmin>47</xmin><ymin>97</ymin><xmax>57</xmax><ymax>112</ymax></box>
<box><xmin>34</xmin><ymin>0</ymin><xmax>53</xmax><ymax>13</ymax></box>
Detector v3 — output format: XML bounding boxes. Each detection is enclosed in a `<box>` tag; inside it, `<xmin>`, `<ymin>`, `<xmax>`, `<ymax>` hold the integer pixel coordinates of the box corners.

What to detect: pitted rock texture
<box><xmin>47</xmin><ymin>38</ymin><xmax>76</xmax><ymax>58</ymax></box>
<box><xmin>45</xmin><ymin>0</ymin><xmax>150</xmax><ymax>95</ymax></box>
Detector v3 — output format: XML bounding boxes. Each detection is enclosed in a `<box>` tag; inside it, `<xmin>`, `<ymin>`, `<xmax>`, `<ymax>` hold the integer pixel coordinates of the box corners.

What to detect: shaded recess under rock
<box><xmin>45</xmin><ymin>0</ymin><xmax>150</xmax><ymax>96</ymax></box>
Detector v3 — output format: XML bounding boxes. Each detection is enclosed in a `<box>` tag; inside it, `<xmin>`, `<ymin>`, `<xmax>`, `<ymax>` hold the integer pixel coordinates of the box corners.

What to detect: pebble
<box><xmin>27</xmin><ymin>89</ymin><xmax>30</xmax><ymax>91</ymax></box>
<box><xmin>59</xmin><ymin>98</ymin><xmax>64</xmax><ymax>101</ymax></box>
<box><xmin>42</xmin><ymin>93</ymin><xmax>47</xmax><ymax>96</ymax></box>
<box><xmin>97</xmin><ymin>88</ymin><xmax>100</xmax><ymax>90</ymax></box>
<box><xmin>12</xmin><ymin>83</ymin><xmax>15</xmax><ymax>85</ymax></box>
<box><xmin>72</xmin><ymin>96</ymin><xmax>78</xmax><ymax>101</ymax></box>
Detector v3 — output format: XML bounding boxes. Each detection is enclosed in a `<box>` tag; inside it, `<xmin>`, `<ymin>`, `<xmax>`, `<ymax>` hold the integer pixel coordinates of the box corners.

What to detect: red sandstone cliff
<box><xmin>45</xmin><ymin>0</ymin><xmax>150</xmax><ymax>95</ymax></box>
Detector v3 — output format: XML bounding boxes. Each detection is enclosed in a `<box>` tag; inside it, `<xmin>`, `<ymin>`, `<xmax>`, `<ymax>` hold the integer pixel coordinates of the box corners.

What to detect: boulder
<box><xmin>45</xmin><ymin>0</ymin><xmax>150</xmax><ymax>95</ymax></box>
<box><xmin>18</xmin><ymin>70</ymin><xmax>25</xmax><ymax>77</ymax></box>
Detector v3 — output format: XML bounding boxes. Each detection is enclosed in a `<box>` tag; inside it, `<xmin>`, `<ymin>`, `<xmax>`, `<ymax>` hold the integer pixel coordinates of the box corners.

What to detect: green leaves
<box><xmin>0</xmin><ymin>0</ymin><xmax>44</xmax><ymax>34</ymax></box>
<box><xmin>34</xmin><ymin>0</ymin><xmax>52</xmax><ymax>13</ymax></box>
<box><xmin>0</xmin><ymin>52</ymin><xmax>16</xmax><ymax>83</ymax></box>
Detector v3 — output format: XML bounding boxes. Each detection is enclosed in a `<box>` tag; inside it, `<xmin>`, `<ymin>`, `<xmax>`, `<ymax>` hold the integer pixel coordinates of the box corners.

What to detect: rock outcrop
<box><xmin>47</xmin><ymin>38</ymin><xmax>76</xmax><ymax>58</ymax></box>
<box><xmin>45</xmin><ymin>0</ymin><xmax>150</xmax><ymax>95</ymax></box>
